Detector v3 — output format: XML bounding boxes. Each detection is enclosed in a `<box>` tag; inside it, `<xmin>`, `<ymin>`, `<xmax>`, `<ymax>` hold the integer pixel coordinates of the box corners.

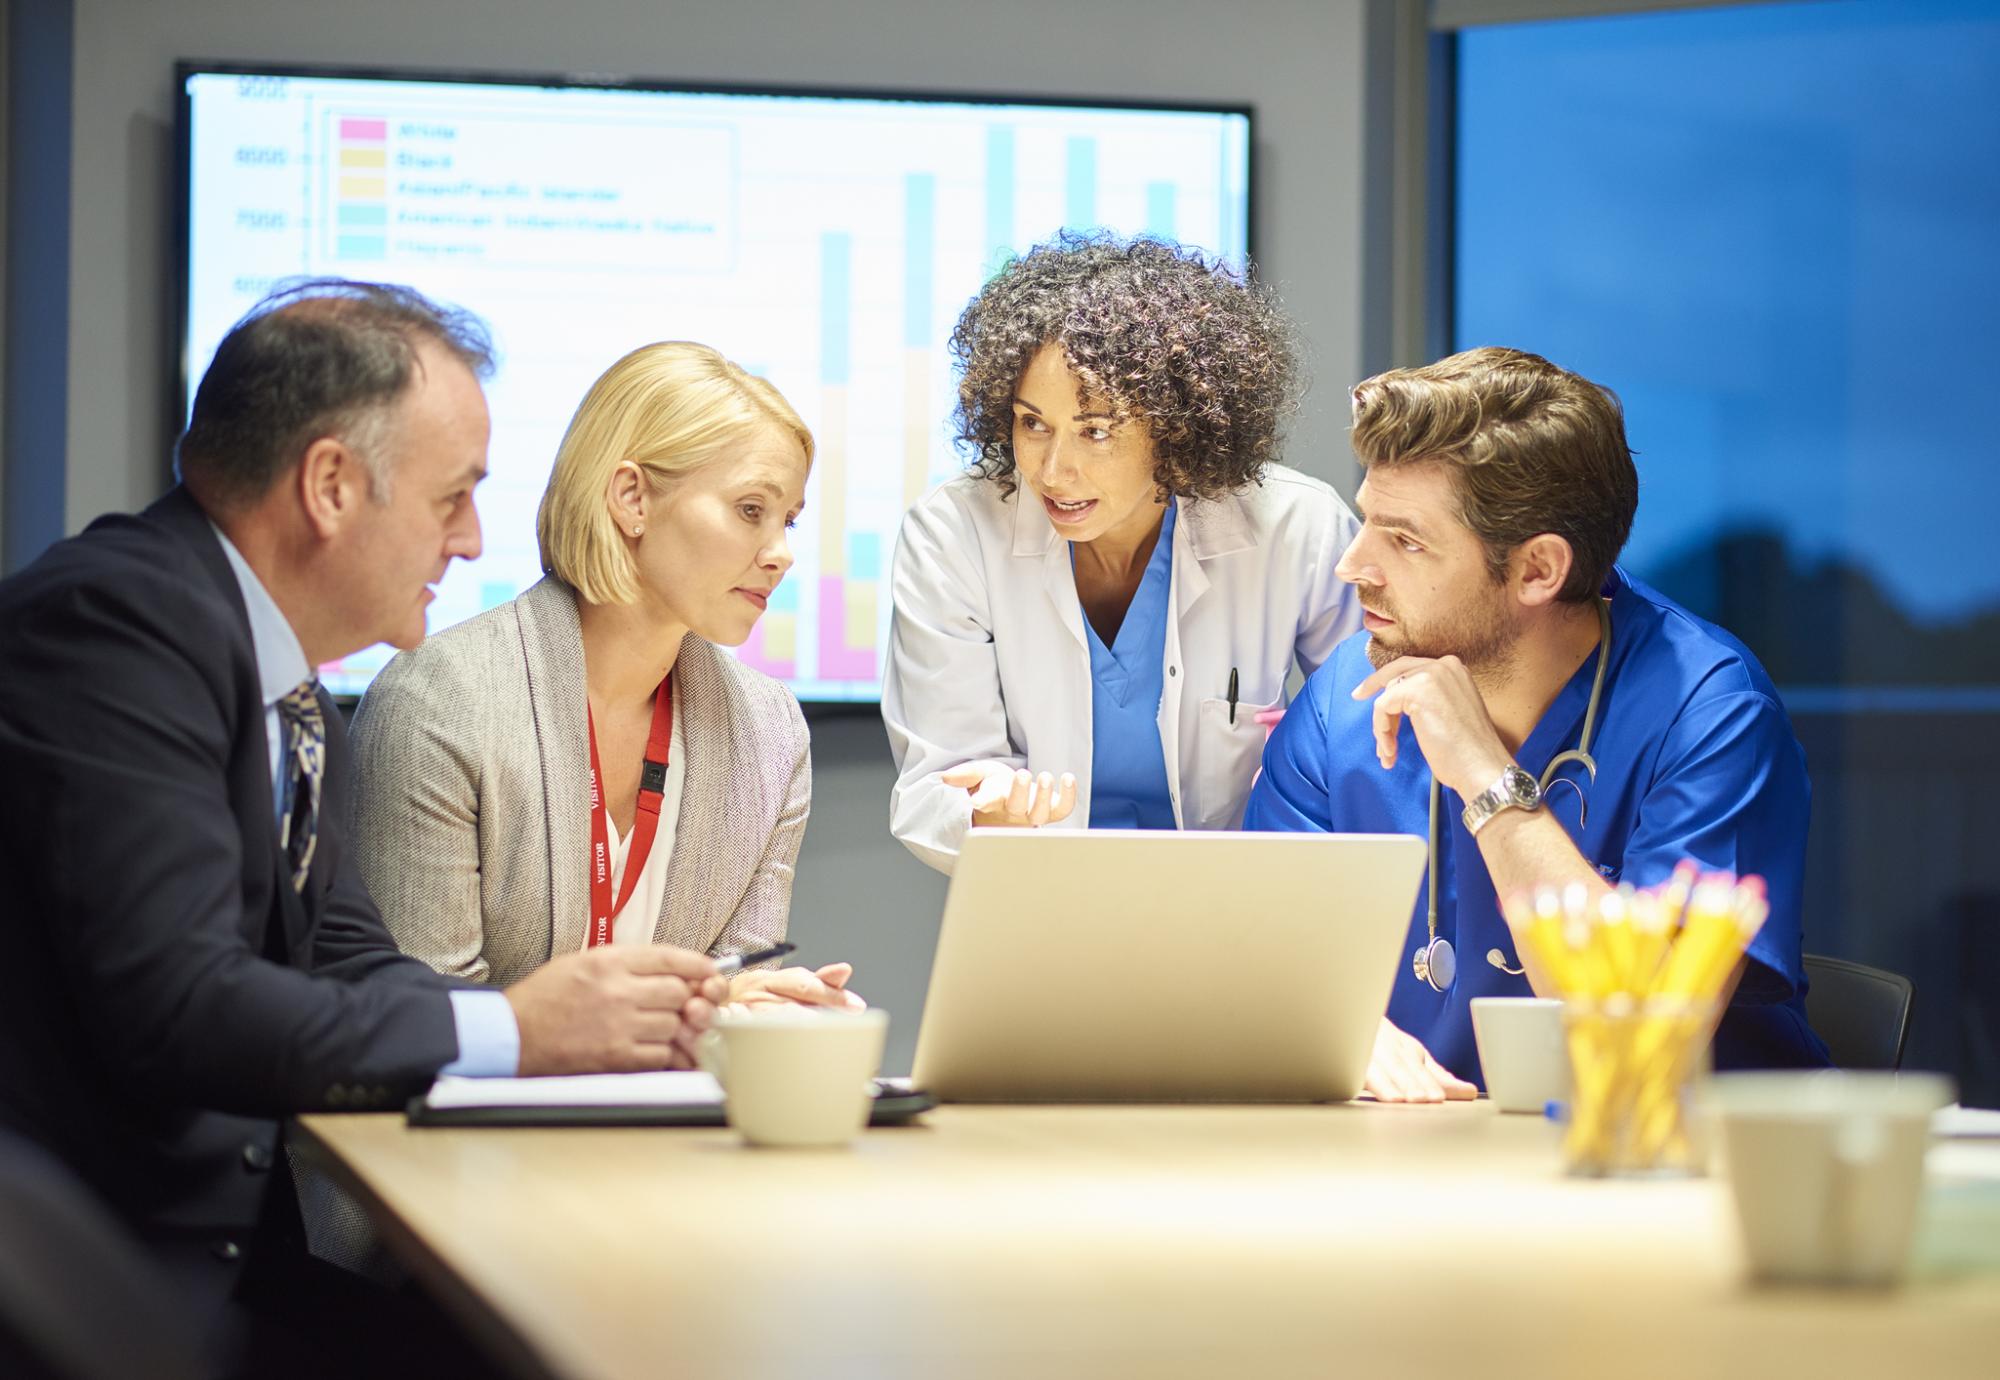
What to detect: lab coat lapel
<box><xmin>1012</xmin><ymin>486</ymin><xmax>1088</xmax><ymax>651</ymax></box>
<box><xmin>1156</xmin><ymin>493</ymin><xmax>1255</xmax><ymax>827</ymax></box>
<box><xmin>1176</xmin><ymin>490</ymin><xmax>1255</xmax><ymax>617</ymax></box>
<box><xmin>517</xmin><ymin>578</ymin><xmax>593</xmax><ymax>959</ymax></box>
<box><xmin>1159</xmin><ymin>515</ymin><xmax>1190</xmax><ymax>827</ymax></box>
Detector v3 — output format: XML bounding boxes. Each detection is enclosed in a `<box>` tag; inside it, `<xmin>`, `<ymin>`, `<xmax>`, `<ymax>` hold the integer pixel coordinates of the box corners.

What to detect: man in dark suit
<box><xmin>0</xmin><ymin>281</ymin><xmax>729</xmax><ymax>1372</ymax></box>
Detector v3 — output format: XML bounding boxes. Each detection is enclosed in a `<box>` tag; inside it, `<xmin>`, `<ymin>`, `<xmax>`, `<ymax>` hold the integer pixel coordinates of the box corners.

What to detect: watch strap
<box><xmin>1461</xmin><ymin>762</ymin><xmax>1540</xmax><ymax>836</ymax></box>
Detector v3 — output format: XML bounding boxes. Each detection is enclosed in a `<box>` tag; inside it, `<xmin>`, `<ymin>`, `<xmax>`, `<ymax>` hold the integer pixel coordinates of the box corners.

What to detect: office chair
<box><xmin>0</xmin><ymin>1132</ymin><xmax>203</xmax><ymax>1380</ymax></box>
<box><xmin>1959</xmin><ymin>892</ymin><xmax>2000</xmax><ymax>1108</ymax></box>
<box><xmin>1801</xmin><ymin>953</ymin><xmax>1915</xmax><ymax>1071</ymax></box>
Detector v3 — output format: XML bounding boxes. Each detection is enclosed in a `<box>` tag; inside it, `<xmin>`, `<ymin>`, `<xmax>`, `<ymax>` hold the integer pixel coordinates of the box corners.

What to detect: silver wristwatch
<box><xmin>1461</xmin><ymin>762</ymin><xmax>1541</xmax><ymax>835</ymax></box>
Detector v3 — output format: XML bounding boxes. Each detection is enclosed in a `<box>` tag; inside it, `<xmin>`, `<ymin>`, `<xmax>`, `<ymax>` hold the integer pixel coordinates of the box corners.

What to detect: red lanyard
<box><xmin>585</xmin><ymin>675</ymin><xmax>674</xmax><ymax>948</ymax></box>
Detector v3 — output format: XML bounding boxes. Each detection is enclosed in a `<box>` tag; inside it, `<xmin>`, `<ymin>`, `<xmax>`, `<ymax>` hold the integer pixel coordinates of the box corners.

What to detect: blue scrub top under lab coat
<box><xmin>1244</xmin><ymin>568</ymin><xmax>1830</xmax><ymax>1087</ymax></box>
<box><xmin>1082</xmin><ymin>500</ymin><xmax>1178</xmax><ymax>831</ymax></box>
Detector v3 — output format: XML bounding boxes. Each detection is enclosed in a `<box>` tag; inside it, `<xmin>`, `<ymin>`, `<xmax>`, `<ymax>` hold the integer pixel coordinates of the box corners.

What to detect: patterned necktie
<box><xmin>276</xmin><ymin>680</ymin><xmax>326</xmax><ymax>893</ymax></box>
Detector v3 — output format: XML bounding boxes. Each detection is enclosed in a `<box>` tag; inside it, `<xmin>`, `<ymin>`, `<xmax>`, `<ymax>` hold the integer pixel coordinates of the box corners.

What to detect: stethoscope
<box><xmin>1411</xmin><ymin>598</ymin><xmax>1612</xmax><ymax>994</ymax></box>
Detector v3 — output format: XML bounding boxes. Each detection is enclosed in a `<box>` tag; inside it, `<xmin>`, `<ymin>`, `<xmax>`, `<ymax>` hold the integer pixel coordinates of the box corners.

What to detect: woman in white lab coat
<box><xmin>884</xmin><ymin>233</ymin><xmax>1360</xmax><ymax>873</ymax></box>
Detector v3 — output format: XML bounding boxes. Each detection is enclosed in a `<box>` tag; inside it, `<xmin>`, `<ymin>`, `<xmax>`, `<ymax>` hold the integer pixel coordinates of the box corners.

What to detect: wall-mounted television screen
<box><xmin>179</xmin><ymin>64</ymin><xmax>1253</xmax><ymax>700</ymax></box>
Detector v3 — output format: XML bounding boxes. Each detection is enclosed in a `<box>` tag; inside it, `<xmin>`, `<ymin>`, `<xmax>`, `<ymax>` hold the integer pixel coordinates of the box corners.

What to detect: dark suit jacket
<box><xmin>0</xmin><ymin>487</ymin><xmax>461</xmax><ymax>1256</ymax></box>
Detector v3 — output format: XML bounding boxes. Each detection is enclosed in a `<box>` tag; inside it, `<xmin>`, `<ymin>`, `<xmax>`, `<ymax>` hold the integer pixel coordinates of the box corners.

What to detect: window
<box><xmin>1451</xmin><ymin>0</ymin><xmax>2000</xmax><ymax>1087</ymax></box>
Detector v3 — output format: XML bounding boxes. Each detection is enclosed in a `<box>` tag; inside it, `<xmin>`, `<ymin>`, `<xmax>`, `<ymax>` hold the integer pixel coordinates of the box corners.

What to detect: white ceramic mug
<box><xmin>1708</xmin><ymin>1070</ymin><xmax>1955</xmax><ymax>1286</ymax></box>
<box><xmin>1470</xmin><ymin>997</ymin><xmax>1569</xmax><ymax>1114</ymax></box>
<box><xmin>700</xmin><ymin>1007</ymin><xmax>889</xmax><ymax>1148</ymax></box>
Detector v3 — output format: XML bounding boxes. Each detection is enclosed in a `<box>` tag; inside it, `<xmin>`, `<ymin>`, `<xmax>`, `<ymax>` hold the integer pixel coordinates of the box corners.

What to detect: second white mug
<box><xmin>1709</xmin><ymin>1070</ymin><xmax>1953</xmax><ymax>1286</ymax></box>
<box><xmin>1470</xmin><ymin>996</ymin><xmax>1569</xmax><ymax>1114</ymax></box>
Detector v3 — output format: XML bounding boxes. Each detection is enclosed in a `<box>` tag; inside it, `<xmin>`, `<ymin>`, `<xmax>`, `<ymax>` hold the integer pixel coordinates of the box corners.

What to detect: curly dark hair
<box><xmin>948</xmin><ymin>231</ymin><xmax>1302</xmax><ymax>502</ymax></box>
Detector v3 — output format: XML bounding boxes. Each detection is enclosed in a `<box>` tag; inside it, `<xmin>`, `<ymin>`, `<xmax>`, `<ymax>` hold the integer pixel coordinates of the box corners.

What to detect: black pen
<box><xmin>1227</xmin><ymin>667</ymin><xmax>1239</xmax><ymax>724</ymax></box>
<box><xmin>714</xmin><ymin>942</ymin><xmax>796</xmax><ymax>976</ymax></box>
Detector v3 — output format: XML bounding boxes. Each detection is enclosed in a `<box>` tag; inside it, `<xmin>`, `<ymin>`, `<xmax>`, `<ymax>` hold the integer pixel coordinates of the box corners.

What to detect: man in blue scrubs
<box><xmin>1245</xmin><ymin>347</ymin><xmax>1829</xmax><ymax>1100</ymax></box>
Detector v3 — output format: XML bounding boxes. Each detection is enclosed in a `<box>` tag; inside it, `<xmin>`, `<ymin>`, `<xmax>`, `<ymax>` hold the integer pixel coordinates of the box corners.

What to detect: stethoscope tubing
<box><xmin>1416</xmin><ymin>598</ymin><xmax>1612</xmax><ymax>993</ymax></box>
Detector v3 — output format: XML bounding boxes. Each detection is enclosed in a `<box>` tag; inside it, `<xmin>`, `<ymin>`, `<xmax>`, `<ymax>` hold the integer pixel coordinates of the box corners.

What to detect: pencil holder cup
<box><xmin>1560</xmin><ymin>996</ymin><xmax>1716</xmax><ymax>1177</ymax></box>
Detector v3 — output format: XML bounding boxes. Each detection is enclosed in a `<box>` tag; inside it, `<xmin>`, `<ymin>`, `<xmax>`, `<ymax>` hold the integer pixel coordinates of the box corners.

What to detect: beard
<box><xmin>1362</xmin><ymin>584</ymin><xmax>1518</xmax><ymax>686</ymax></box>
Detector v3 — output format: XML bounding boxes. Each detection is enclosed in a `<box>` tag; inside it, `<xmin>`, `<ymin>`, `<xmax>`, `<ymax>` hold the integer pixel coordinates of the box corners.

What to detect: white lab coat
<box><xmin>883</xmin><ymin>464</ymin><xmax>1361</xmax><ymax>873</ymax></box>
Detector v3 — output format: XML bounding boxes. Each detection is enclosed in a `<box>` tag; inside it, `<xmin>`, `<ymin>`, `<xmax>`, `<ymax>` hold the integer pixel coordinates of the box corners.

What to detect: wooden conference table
<box><xmin>294</xmin><ymin>1102</ymin><xmax>2000</xmax><ymax>1380</ymax></box>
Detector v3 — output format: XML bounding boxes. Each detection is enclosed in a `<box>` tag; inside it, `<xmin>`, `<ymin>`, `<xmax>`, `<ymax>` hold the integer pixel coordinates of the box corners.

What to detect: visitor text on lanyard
<box><xmin>585</xmin><ymin>676</ymin><xmax>673</xmax><ymax>948</ymax></box>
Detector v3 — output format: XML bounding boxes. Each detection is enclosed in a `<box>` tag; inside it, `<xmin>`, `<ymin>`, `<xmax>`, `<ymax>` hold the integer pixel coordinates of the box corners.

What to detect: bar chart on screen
<box><xmin>183</xmin><ymin>70</ymin><xmax>1250</xmax><ymax>699</ymax></box>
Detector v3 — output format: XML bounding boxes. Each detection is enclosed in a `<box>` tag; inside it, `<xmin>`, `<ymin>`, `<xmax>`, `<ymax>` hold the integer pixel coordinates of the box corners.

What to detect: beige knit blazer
<box><xmin>345</xmin><ymin>576</ymin><xmax>810</xmax><ymax>986</ymax></box>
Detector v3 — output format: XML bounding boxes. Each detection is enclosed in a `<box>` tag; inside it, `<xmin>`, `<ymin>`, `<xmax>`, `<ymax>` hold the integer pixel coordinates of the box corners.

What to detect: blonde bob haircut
<box><xmin>537</xmin><ymin>342</ymin><xmax>814</xmax><ymax>607</ymax></box>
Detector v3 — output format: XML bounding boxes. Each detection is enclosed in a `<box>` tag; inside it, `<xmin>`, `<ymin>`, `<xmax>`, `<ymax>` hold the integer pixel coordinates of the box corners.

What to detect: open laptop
<box><xmin>910</xmin><ymin>830</ymin><xmax>1426</xmax><ymax>1103</ymax></box>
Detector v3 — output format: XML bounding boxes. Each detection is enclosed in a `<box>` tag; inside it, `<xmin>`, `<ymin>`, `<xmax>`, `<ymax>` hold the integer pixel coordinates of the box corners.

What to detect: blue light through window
<box><xmin>1455</xmin><ymin>0</ymin><xmax>2000</xmax><ymax>697</ymax></box>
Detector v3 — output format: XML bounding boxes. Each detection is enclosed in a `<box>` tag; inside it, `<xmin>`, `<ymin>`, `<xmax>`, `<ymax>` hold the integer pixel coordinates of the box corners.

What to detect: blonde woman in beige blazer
<box><xmin>347</xmin><ymin>342</ymin><xmax>860</xmax><ymax>1012</ymax></box>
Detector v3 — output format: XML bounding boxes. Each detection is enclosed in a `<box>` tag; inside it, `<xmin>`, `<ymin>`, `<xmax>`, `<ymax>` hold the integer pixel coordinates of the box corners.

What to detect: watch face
<box><xmin>1506</xmin><ymin>765</ymin><xmax>1540</xmax><ymax>807</ymax></box>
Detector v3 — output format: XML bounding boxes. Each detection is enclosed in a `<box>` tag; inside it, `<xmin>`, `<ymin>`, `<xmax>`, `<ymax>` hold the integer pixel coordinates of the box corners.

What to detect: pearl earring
<box><xmin>632</xmin><ymin>524</ymin><xmax>644</xmax><ymax>537</ymax></box>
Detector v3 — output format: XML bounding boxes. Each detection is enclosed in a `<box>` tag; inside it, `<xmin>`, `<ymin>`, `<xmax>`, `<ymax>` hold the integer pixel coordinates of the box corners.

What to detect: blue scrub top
<box><xmin>1244</xmin><ymin>569</ymin><xmax>1829</xmax><ymax>1086</ymax></box>
<box><xmin>1081</xmin><ymin>500</ymin><xmax>1178</xmax><ymax>831</ymax></box>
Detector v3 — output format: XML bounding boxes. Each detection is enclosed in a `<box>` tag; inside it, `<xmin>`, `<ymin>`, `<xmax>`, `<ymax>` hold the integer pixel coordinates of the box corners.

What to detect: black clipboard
<box><xmin>406</xmin><ymin>1078</ymin><xmax>934</xmax><ymax>1129</ymax></box>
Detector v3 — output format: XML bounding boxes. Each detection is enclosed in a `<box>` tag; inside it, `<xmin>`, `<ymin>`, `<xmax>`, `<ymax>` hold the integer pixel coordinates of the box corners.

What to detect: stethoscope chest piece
<box><xmin>1412</xmin><ymin>935</ymin><xmax>1457</xmax><ymax>993</ymax></box>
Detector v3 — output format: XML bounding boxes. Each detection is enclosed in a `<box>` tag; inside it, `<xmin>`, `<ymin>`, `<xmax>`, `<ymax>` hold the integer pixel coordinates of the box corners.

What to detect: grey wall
<box><xmin>4</xmin><ymin>0</ymin><xmax>80</xmax><ymax>577</ymax></box>
<box><xmin>42</xmin><ymin>0</ymin><xmax>1376</xmax><ymax>1072</ymax></box>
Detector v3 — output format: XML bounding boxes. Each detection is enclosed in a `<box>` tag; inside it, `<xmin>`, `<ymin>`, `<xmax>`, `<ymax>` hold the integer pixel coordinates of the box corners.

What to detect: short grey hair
<box><xmin>176</xmin><ymin>278</ymin><xmax>494</xmax><ymax>508</ymax></box>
